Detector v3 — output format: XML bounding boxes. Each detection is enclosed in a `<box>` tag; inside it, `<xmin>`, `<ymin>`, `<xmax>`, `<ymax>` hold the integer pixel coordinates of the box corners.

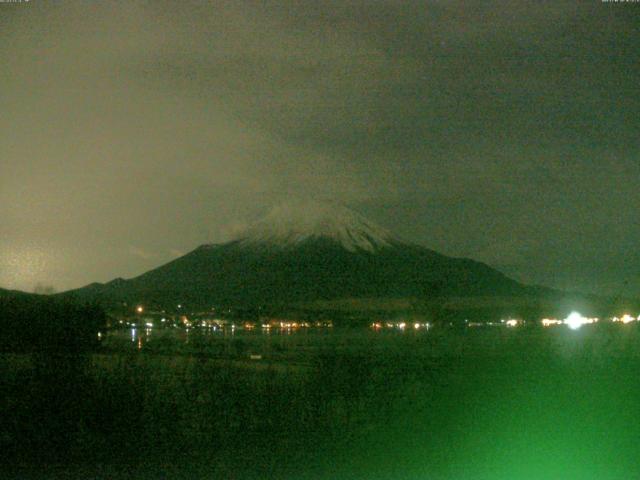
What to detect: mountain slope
<box><xmin>63</xmin><ymin>202</ymin><xmax>539</xmax><ymax>308</ymax></box>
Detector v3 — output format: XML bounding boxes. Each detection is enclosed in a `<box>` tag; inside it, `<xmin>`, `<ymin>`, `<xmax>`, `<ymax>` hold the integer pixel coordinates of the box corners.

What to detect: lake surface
<box><xmin>4</xmin><ymin>322</ymin><xmax>640</xmax><ymax>479</ymax></box>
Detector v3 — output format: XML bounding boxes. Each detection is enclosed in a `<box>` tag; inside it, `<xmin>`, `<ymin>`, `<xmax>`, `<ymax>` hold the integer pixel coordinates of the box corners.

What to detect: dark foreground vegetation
<box><xmin>0</xmin><ymin>294</ymin><xmax>105</xmax><ymax>353</ymax></box>
<box><xmin>2</xmin><ymin>323</ymin><xmax>640</xmax><ymax>479</ymax></box>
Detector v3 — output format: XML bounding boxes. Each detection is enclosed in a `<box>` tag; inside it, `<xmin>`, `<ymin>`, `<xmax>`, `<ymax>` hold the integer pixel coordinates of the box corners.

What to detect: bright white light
<box><xmin>505</xmin><ymin>319</ymin><xmax>519</xmax><ymax>327</ymax></box>
<box><xmin>145</xmin><ymin>322</ymin><xmax>153</xmax><ymax>328</ymax></box>
<box><xmin>564</xmin><ymin>312</ymin><xmax>597</xmax><ymax>330</ymax></box>
<box><xmin>565</xmin><ymin>312</ymin><xmax>584</xmax><ymax>330</ymax></box>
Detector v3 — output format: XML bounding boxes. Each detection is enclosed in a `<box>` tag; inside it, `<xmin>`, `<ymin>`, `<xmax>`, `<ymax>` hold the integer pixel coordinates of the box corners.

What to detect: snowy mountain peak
<box><xmin>236</xmin><ymin>201</ymin><xmax>398</xmax><ymax>252</ymax></box>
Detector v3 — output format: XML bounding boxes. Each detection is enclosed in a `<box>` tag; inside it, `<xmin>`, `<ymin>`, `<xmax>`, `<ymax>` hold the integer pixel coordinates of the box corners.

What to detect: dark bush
<box><xmin>0</xmin><ymin>295</ymin><xmax>106</xmax><ymax>353</ymax></box>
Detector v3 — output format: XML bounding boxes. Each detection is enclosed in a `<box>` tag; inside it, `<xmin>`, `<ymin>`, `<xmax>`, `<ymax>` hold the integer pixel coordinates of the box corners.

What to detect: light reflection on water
<box><xmin>105</xmin><ymin>322</ymin><xmax>630</xmax><ymax>360</ymax></box>
<box><xmin>109</xmin><ymin>323</ymin><xmax>436</xmax><ymax>353</ymax></box>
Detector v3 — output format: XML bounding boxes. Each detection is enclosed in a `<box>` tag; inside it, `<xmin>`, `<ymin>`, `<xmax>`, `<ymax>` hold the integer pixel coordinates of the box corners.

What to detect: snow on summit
<box><xmin>237</xmin><ymin>201</ymin><xmax>396</xmax><ymax>252</ymax></box>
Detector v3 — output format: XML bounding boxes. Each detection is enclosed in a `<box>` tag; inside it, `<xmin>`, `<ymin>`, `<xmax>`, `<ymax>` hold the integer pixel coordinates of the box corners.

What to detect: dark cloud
<box><xmin>1</xmin><ymin>1</ymin><xmax>639</xmax><ymax>295</ymax></box>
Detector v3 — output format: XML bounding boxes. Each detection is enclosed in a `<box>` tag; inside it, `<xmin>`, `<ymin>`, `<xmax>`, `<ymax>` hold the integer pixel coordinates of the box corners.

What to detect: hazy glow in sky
<box><xmin>1</xmin><ymin>1</ymin><xmax>639</xmax><ymax>294</ymax></box>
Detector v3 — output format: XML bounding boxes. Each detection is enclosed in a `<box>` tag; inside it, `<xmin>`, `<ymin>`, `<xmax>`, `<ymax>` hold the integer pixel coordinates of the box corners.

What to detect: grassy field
<box><xmin>2</xmin><ymin>324</ymin><xmax>640</xmax><ymax>479</ymax></box>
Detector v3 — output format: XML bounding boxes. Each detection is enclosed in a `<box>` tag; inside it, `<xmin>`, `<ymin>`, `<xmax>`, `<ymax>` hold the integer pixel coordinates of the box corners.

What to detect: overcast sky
<box><xmin>1</xmin><ymin>0</ymin><xmax>639</xmax><ymax>296</ymax></box>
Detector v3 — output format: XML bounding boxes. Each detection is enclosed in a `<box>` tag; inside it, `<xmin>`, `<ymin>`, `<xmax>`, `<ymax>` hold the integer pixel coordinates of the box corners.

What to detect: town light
<box><xmin>542</xmin><ymin>318</ymin><xmax>562</xmax><ymax>327</ymax></box>
<box><xmin>621</xmin><ymin>314</ymin><xmax>635</xmax><ymax>324</ymax></box>
<box><xmin>564</xmin><ymin>312</ymin><xmax>597</xmax><ymax>330</ymax></box>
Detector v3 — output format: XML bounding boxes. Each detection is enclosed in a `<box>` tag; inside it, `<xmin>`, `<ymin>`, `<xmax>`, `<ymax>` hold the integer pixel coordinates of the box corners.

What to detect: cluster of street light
<box><xmin>612</xmin><ymin>314</ymin><xmax>638</xmax><ymax>324</ymax></box>
<box><xmin>131</xmin><ymin>305</ymin><xmax>639</xmax><ymax>333</ymax></box>
<box><xmin>371</xmin><ymin>321</ymin><xmax>431</xmax><ymax>330</ymax></box>
<box><xmin>472</xmin><ymin>312</ymin><xmax>640</xmax><ymax>331</ymax></box>
<box><xmin>539</xmin><ymin>312</ymin><xmax>640</xmax><ymax>330</ymax></box>
<box><xmin>370</xmin><ymin>312</ymin><xmax>640</xmax><ymax>332</ymax></box>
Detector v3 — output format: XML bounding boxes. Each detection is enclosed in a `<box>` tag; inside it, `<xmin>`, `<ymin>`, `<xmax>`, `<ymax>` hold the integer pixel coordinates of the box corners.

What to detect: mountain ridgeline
<box><xmin>64</xmin><ymin>202</ymin><xmax>545</xmax><ymax>309</ymax></box>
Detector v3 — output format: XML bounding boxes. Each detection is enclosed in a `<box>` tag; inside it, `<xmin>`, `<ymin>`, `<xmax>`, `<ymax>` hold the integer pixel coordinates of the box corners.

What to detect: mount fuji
<box><xmin>64</xmin><ymin>201</ymin><xmax>541</xmax><ymax>309</ymax></box>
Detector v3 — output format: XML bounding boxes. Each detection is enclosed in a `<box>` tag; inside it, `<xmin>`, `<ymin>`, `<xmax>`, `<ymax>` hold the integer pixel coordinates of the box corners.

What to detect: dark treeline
<box><xmin>0</xmin><ymin>294</ymin><xmax>106</xmax><ymax>353</ymax></box>
<box><xmin>0</xmin><ymin>293</ymin><xmax>110</xmax><ymax>476</ymax></box>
